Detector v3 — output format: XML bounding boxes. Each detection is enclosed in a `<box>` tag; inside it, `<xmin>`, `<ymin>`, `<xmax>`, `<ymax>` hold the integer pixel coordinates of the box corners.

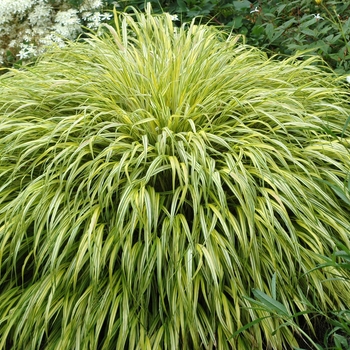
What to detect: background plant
<box><xmin>2</xmin><ymin>1</ymin><xmax>350</xmax><ymax>73</ymax></box>
<box><xmin>1</xmin><ymin>7</ymin><xmax>350</xmax><ymax>349</ymax></box>
<box><xmin>0</xmin><ymin>0</ymin><xmax>114</xmax><ymax>69</ymax></box>
<box><xmin>315</xmin><ymin>241</ymin><xmax>350</xmax><ymax>349</ymax></box>
<box><xmin>116</xmin><ymin>0</ymin><xmax>350</xmax><ymax>73</ymax></box>
<box><xmin>245</xmin><ymin>0</ymin><xmax>350</xmax><ymax>74</ymax></box>
<box><xmin>237</xmin><ymin>242</ymin><xmax>350</xmax><ymax>349</ymax></box>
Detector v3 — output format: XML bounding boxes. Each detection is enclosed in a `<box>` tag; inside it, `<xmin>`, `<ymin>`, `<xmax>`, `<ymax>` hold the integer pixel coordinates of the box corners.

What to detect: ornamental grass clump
<box><xmin>1</xmin><ymin>7</ymin><xmax>350</xmax><ymax>350</ymax></box>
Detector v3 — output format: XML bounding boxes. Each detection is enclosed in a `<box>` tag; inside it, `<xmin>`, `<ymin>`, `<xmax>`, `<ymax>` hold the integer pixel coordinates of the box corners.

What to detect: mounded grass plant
<box><xmin>1</xmin><ymin>7</ymin><xmax>350</xmax><ymax>349</ymax></box>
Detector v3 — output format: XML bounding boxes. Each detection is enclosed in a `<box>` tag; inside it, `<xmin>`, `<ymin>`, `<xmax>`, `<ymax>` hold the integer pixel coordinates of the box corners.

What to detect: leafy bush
<box><xmin>1</xmin><ymin>7</ymin><xmax>350</xmax><ymax>349</ymax></box>
<box><xmin>118</xmin><ymin>0</ymin><xmax>350</xmax><ymax>73</ymax></box>
<box><xmin>244</xmin><ymin>0</ymin><xmax>350</xmax><ymax>74</ymax></box>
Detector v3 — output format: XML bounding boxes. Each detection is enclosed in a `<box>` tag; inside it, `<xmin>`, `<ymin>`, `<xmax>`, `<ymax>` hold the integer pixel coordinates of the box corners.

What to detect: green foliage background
<box><xmin>115</xmin><ymin>0</ymin><xmax>350</xmax><ymax>73</ymax></box>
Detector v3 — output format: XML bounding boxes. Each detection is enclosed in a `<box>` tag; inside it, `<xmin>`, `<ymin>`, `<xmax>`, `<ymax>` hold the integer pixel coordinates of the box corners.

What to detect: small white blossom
<box><xmin>86</xmin><ymin>12</ymin><xmax>102</xmax><ymax>29</ymax></box>
<box><xmin>17</xmin><ymin>50</ymin><xmax>29</xmax><ymax>60</ymax></box>
<box><xmin>80</xmin><ymin>0</ymin><xmax>103</xmax><ymax>11</ymax></box>
<box><xmin>250</xmin><ymin>7</ymin><xmax>259</xmax><ymax>14</ymax></box>
<box><xmin>40</xmin><ymin>33</ymin><xmax>66</xmax><ymax>48</ymax></box>
<box><xmin>346</xmin><ymin>76</ymin><xmax>350</xmax><ymax>84</ymax></box>
<box><xmin>170</xmin><ymin>14</ymin><xmax>179</xmax><ymax>21</ymax></box>
<box><xmin>55</xmin><ymin>9</ymin><xmax>81</xmax><ymax>26</ymax></box>
<box><xmin>22</xmin><ymin>33</ymin><xmax>32</xmax><ymax>42</ymax></box>
<box><xmin>313</xmin><ymin>13</ymin><xmax>323</xmax><ymax>20</ymax></box>
<box><xmin>28</xmin><ymin>4</ymin><xmax>51</xmax><ymax>26</ymax></box>
<box><xmin>32</xmin><ymin>26</ymin><xmax>46</xmax><ymax>36</ymax></box>
<box><xmin>91</xmin><ymin>0</ymin><xmax>103</xmax><ymax>8</ymax></box>
<box><xmin>53</xmin><ymin>9</ymin><xmax>82</xmax><ymax>39</ymax></box>
<box><xmin>81</xmin><ymin>11</ymin><xmax>93</xmax><ymax>20</ymax></box>
<box><xmin>0</xmin><ymin>13</ymin><xmax>12</xmax><ymax>26</ymax></box>
<box><xmin>99</xmin><ymin>12</ymin><xmax>112</xmax><ymax>21</ymax></box>
<box><xmin>8</xmin><ymin>40</ymin><xmax>17</xmax><ymax>48</ymax></box>
<box><xmin>16</xmin><ymin>43</ymin><xmax>37</xmax><ymax>60</ymax></box>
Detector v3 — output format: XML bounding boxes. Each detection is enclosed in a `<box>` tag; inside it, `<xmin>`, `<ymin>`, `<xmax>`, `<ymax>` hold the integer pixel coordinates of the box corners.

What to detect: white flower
<box><xmin>17</xmin><ymin>50</ymin><xmax>30</xmax><ymax>60</ymax></box>
<box><xmin>346</xmin><ymin>76</ymin><xmax>350</xmax><ymax>84</ymax></box>
<box><xmin>32</xmin><ymin>26</ymin><xmax>46</xmax><ymax>36</ymax></box>
<box><xmin>53</xmin><ymin>9</ymin><xmax>81</xmax><ymax>39</ymax></box>
<box><xmin>313</xmin><ymin>13</ymin><xmax>323</xmax><ymax>20</ymax></box>
<box><xmin>81</xmin><ymin>11</ymin><xmax>92</xmax><ymax>20</ymax></box>
<box><xmin>16</xmin><ymin>43</ymin><xmax>37</xmax><ymax>60</ymax></box>
<box><xmin>99</xmin><ymin>12</ymin><xmax>112</xmax><ymax>21</ymax></box>
<box><xmin>90</xmin><ymin>0</ymin><xmax>103</xmax><ymax>9</ymax></box>
<box><xmin>250</xmin><ymin>7</ymin><xmax>259</xmax><ymax>14</ymax></box>
<box><xmin>170</xmin><ymin>14</ymin><xmax>179</xmax><ymax>21</ymax></box>
<box><xmin>55</xmin><ymin>9</ymin><xmax>81</xmax><ymax>26</ymax></box>
<box><xmin>40</xmin><ymin>33</ymin><xmax>66</xmax><ymax>48</ymax></box>
<box><xmin>80</xmin><ymin>0</ymin><xmax>103</xmax><ymax>11</ymax></box>
<box><xmin>8</xmin><ymin>40</ymin><xmax>17</xmax><ymax>48</ymax></box>
<box><xmin>22</xmin><ymin>33</ymin><xmax>32</xmax><ymax>42</ymax></box>
<box><xmin>86</xmin><ymin>12</ymin><xmax>101</xmax><ymax>29</ymax></box>
<box><xmin>28</xmin><ymin>3</ymin><xmax>51</xmax><ymax>26</ymax></box>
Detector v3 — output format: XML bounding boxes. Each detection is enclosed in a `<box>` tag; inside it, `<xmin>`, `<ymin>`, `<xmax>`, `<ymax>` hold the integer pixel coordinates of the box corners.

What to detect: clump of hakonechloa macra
<box><xmin>0</xmin><ymin>7</ymin><xmax>350</xmax><ymax>350</ymax></box>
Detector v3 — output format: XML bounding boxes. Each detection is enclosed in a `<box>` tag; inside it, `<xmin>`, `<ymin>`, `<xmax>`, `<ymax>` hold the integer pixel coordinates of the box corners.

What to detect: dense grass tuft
<box><xmin>1</xmin><ymin>7</ymin><xmax>350</xmax><ymax>350</ymax></box>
